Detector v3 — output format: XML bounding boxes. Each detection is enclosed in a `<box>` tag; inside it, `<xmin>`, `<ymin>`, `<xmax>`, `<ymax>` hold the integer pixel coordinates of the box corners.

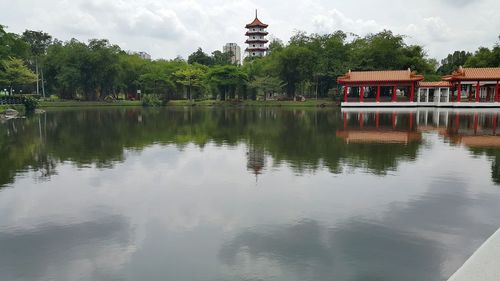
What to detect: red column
<box><xmin>392</xmin><ymin>85</ymin><xmax>397</xmax><ymax>102</ymax></box>
<box><xmin>343</xmin><ymin>85</ymin><xmax>348</xmax><ymax>102</ymax></box>
<box><xmin>495</xmin><ymin>81</ymin><xmax>499</xmax><ymax>102</ymax></box>
<box><xmin>343</xmin><ymin>112</ymin><xmax>347</xmax><ymax>129</ymax></box>
<box><xmin>476</xmin><ymin>82</ymin><xmax>480</xmax><ymax>102</ymax></box>
<box><xmin>359</xmin><ymin>113</ymin><xmax>363</xmax><ymax>128</ymax></box>
<box><xmin>410</xmin><ymin>83</ymin><xmax>415</xmax><ymax>102</ymax></box>
<box><xmin>457</xmin><ymin>81</ymin><xmax>461</xmax><ymax>102</ymax></box>
<box><xmin>359</xmin><ymin>86</ymin><xmax>364</xmax><ymax>102</ymax></box>
<box><xmin>376</xmin><ymin>86</ymin><xmax>381</xmax><ymax>102</ymax></box>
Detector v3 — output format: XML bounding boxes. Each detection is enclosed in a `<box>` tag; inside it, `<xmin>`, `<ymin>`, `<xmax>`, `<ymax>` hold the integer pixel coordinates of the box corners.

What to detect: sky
<box><xmin>1</xmin><ymin>0</ymin><xmax>499</xmax><ymax>61</ymax></box>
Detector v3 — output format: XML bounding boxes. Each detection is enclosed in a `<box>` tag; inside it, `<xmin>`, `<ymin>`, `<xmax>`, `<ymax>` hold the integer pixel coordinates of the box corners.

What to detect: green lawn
<box><xmin>37</xmin><ymin>99</ymin><xmax>338</xmax><ymax>108</ymax></box>
<box><xmin>167</xmin><ymin>99</ymin><xmax>337</xmax><ymax>107</ymax></box>
<box><xmin>39</xmin><ymin>100</ymin><xmax>142</xmax><ymax>107</ymax></box>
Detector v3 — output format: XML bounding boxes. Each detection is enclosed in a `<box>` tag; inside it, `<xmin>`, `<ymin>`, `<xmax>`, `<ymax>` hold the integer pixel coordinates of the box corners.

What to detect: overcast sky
<box><xmin>1</xmin><ymin>0</ymin><xmax>499</xmax><ymax>61</ymax></box>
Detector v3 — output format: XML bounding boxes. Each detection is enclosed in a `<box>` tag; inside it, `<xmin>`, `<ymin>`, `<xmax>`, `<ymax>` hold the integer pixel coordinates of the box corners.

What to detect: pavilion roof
<box><xmin>337</xmin><ymin>69</ymin><xmax>424</xmax><ymax>84</ymax></box>
<box><xmin>245</xmin><ymin>17</ymin><xmax>268</xmax><ymax>28</ymax></box>
<box><xmin>443</xmin><ymin>67</ymin><xmax>500</xmax><ymax>81</ymax></box>
<box><xmin>418</xmin><ymin>81</ymin><xmax>452</xmax><ymax>88</ymax></box>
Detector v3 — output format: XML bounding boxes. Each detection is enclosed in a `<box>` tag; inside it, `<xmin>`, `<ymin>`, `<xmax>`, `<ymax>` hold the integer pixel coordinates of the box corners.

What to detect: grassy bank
<box><xmin>167</xmin><ymin>99</ymin><xmax>338</xmax><ymax>107</ymax></box>
<box><xmin>39</xmin><ymin>100</ymin><xmax>142</xmax><ymax>108</ymax></box>
<box><xmin>38</xmin><ymin>99</ymin><xmax>338</xmax><ymax>108</ymax></box>
<box><xmin>0</xmin><ymin>104</ymin><xmax>25</xmax><ymax>114</ymax></box>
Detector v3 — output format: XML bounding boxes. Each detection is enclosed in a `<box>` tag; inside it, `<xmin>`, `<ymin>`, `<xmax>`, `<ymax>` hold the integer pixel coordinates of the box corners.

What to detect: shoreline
<box><xmin>37</xmin><ymin>99</ymin><xmax>338</xmax><ymax>108</ymax></box>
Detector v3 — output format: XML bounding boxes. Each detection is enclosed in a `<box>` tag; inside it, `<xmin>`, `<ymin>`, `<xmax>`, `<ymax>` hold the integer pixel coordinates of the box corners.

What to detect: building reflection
<box><xmin>337</xmin><ymin>111</ymin><xmax>421</xmax><ymax>144</ymax></box>
<box><xmin>246</xmin><ymin>144</ymin><xmax>266</xmax><ymax>181</ymax></box>
<box><xmin>338</xmin><ymin>108</ymin><xmax>500</xmax><ymax>183</ymax></box>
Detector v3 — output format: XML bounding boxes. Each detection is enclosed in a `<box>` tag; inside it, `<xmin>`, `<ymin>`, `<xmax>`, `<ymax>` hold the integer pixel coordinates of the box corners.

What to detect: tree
<box><xmin>0</xmin><ymin>57</ymin><xmax>37</xmax><ymax>94</ymax></box>
<box><xmin>0</xmin><ymin>25</ymin><xmax>29</xmax><ymax>61</ymax></box>
<box><xmin>211</xmin><ymin>50</ymin><xmax>233</xmax><ymax>65</ymax></box>
<box><xmin>276</xmin><ymin>45</ymin><xmax>315</xmax><ymax>97</ymax></box>
<box><xmin>437</xmin><ymin>51</ymin><xmax>471</xmax><ymax>75</ymax></box>
<box><xmin>188</xmin><ymin>48</ymin><xmax>213</xmax><ymax>66</ymax></box>
<box><xmin>174</xmin><ymin>64</ymin><xmax>206</xmax><ymax>100</ymax></box>
<box><xmin>22</xmin><ymin>30</ymin><xmax>52</xmax><ymax>97</ymax></box>
<box><xmin>249</xmin><ymin>76</ymin><xmax>285</xmax><ymax>100</ymax></box>
<box><xmin>207</xmin><ymin>65</ymin><xmax>247</xmax><ymax>100</ymax></box>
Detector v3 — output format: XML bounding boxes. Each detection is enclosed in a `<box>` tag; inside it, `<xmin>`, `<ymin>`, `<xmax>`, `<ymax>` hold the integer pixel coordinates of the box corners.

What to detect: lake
<box><xmin>1</xmin><ymin>107</ymin><xmax>500</xmax><ymax>281</ymax></box>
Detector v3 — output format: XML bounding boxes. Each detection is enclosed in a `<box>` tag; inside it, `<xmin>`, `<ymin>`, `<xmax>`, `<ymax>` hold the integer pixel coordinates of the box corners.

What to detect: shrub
<box><xmin>22</xmin><ymin>96</ymin><xmax>40</xmax><ymax>112</ymax></box>
<box><xmin>141</xmin><ymin>94</ymin><xmax>162</xmax><ymax>107</ymax></box>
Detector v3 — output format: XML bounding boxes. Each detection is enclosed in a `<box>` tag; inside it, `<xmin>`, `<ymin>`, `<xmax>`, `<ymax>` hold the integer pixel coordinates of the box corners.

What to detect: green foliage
<box><xmin>174</xmin><ymin>64</ymin><xmax>207</xmax><ymax>100</ymax></box>
<box><xmin>249</xmin><ymin>76</ymin><xmax>285</xmax><ymax>100</ymax></box>
<box><xmin>437</xmin><ymin>51</ymin><xmax>472</xmax><ymax>74</ymax></box>
<box><xmin>21</xmin><ymin>95</ymin><xmax>39</xmax><ymax>112</ymax></box>
<box><xmin>465</xmin><ymin>46</ymin><xmax>500</xmax><ymax>67</ymax></box>
<box><xmin>0</xmin><ymin>57</ymin><xmax>37</xmax><ymax>88</ymax></box>
<box><xmin>141</xmin><ymin>94</ymin><xmax>162</xmax><ymax>107</ymax></box>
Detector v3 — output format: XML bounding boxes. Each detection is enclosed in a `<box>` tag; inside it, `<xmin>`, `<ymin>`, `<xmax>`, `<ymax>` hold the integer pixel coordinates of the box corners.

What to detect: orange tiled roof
<box><xmin>245</xmin><ymin>17</ymin><xmax>268</xmax><ymax>28</ymax></box>
<box><xmin>418</xmin><ymin>81</ymin><xmax>452</xmax><ymax>87</ymax></box>
<box><xmin>443</xmin><ymin>67</ymin><xmax>500</xmax><ymax>81</ymax></box>
<box><xmin>337</xmin><ymin>69</ymin><xmax>424</xmax><ymax>83</ymax></box>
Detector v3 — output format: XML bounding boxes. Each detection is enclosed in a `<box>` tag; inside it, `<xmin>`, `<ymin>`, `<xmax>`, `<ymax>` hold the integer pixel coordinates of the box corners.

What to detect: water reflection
<box><xmin>1</xmin><ymin>107</ymin><xmax>500</xmax><ymax>281</ymax></box>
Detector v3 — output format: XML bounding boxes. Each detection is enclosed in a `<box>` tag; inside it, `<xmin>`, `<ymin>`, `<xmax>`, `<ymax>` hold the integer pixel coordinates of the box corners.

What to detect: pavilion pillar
<box><xmin>410</xmin><ymin>82</ymin><xmax>415</xmax><ymax>102</ymax></box>
<box><xmin>343</xmin><ymin>85</ymin><xmax>348</xmax><ymax>102</ymax></box>
<box><xmin>469</xmin><ymin>85</ymin><xmax>473</xmax><ymax>101</ymax></box>
<box><xmin>392</xmin><ymin>85</ymin><xmax>397</xmax><ymax>102</ymax></box>
<box><xmin>376</xmin><ymin>86</ymin><xmax>381</xmax><ymax>102</ymax></box>
<box><xmin>476</xmin><ymin>82</ymin><xmax>480</xmax><ymax>102</ymax></box>
<box><xmin>457</xmin><ymin>81</ymin><xmax>461</xmax><ymax>102</ymax></box>
<box><xmin>359</xmin><ymin>86</ymin><xmax>364</xmax><ymax>102</ymax></box>
<box><xmin>495</xmin><ymin>81</ymin><xmax>499</xmax><ymax>102</ymax></box>
<box><xmin>446</xmin><ymin>88</ymin><xmax>450</xmax><ymax>103</ymax></box>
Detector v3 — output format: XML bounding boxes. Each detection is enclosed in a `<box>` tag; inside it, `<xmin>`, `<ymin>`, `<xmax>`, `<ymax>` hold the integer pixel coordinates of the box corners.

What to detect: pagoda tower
<box><xmin>245</xmin><ymin>10</ymin><xmax>269</xmax><ymax>57</ymax></box>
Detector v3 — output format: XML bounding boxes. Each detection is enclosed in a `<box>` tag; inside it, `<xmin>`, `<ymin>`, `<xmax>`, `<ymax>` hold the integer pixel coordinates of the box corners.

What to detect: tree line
<box><xmin>1</xmin><ymin>24</ymin><xmax>499</xmax><ymax>101</ymax></box>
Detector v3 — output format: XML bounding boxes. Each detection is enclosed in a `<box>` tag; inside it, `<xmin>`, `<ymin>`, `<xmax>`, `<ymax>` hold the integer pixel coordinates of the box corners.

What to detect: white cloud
<box><xmin>312</xmin><ymin>9</ymin><xmax>383</xmax><ymax>35</ymax></box>
<box><xmin>1</xmin><ymin>0</ymin><xmax>499</xmax><ymax>60</ymax></box>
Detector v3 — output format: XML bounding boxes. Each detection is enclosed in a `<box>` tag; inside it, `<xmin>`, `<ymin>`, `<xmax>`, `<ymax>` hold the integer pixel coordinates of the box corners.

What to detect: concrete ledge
<box><xmin>341</xmin><ymin>102</ymin><xmax>500</xmax><ymax>108</ymax></box>
<box><xmin>447</xmin><ymin>228</ymin><xmax>500</xmax><ymax>281</ymax></box>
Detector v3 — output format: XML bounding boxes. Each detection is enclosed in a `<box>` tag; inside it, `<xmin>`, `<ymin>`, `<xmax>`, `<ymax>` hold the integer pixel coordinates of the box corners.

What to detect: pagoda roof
<box><xmin>337</xmin><ymin>69</ymin><xmax>424</xmax><ymax>84</ymax></box>
<box><xmin>245</xmin><ymin>11</ymin><xmax>268</xmax><ymax>28</ymax></box>
<box><xmin>443</xmin><ymin>67</ymin><xmax>500</xmax><ymax>81</ymax></box>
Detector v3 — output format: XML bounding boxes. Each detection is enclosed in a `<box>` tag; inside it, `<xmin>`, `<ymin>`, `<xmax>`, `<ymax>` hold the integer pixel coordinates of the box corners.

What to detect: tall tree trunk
<box><xmin>41</xmin><ymin>67</ymin><xmax>46</xmax><ymax>98</ymax></box>
<box><xmin>35</xmin><ymin>58</ymin><xmax>39</xmax><ymax>96</ymax></box>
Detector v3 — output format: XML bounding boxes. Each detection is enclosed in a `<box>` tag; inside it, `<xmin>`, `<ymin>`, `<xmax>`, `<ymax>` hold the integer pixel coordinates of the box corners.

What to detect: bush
<box><xmin>22</xmin><ymin>96</ymin><xmax>40</xmax><ymax>112</ymax></box>
<box><xmin>141</xmin><ymin>94</ymin><xmax>162</xmax><ymax>107</ymax></box>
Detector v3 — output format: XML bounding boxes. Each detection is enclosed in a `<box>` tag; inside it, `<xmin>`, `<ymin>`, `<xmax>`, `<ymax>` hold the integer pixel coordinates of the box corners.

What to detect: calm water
<box><xmin>1</xmin><ymin>107</ymin><xmax>500</xmax><ymax>281</ymax></box>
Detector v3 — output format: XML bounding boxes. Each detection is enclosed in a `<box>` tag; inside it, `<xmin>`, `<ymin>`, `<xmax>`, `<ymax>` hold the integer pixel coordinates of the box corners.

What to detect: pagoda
<box><xmin>245</xmin><ymin>10</ymin><xmax>269</xmax><ymax>57</ymax></box>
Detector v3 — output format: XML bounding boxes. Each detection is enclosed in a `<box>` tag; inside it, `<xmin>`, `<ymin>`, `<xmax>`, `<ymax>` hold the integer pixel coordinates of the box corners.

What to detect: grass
<box><xmin>39</xmin><ymin>100</ymin><xmax>142</xmax><ymax>107</ymax></box>
<box><xmin>167</xmin><ymin>99</ymin><xmax>338</xmax><ymax>107</ymax></box>
<box><xmin>37</xmin><ymin>99</ymin><xmax>338</xmax><ymax>108</ymax></box>
<box><xmin>0</xmin><ymin>104</ymin><xmax>25</xmax><ymax>114</ymax></box>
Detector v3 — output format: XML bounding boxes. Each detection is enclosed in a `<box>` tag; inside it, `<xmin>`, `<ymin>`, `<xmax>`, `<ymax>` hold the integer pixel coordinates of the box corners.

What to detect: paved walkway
<box><xmin>448</xmin><ymin>228</ymin><xmax>500</xmax><ymax>281</ymax></box>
